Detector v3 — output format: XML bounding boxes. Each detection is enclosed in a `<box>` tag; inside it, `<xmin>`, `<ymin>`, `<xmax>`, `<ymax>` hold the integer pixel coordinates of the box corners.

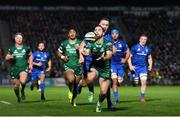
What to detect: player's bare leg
<box><xmin>64</xmin><ymin>70</ymin><xmax>76</xmax><ymax>105</ymax></box>
<box><xmin>96</xmin><ymin>78</ymin><xmax>110</xmax><ymax>112</ymax></box>
<box><xmin>77</xmin><ymin>74</ymin><xmax>87</xmax><ymax>94</ymax></box>
<box><xmin>71</xmin><ymin>76</ymin><xmax>81</xmax><ymax>107</ymax></box>
<box><xmin>12</xmin><ymin>79</ymin><xmax>21</xmax><ymax>102</ymax></box>
<box><xmin>19</xmin><ymin>71</ymin><xmax>28</xmax><ymax>100</ymax></box>
<box><xmin>86</xmin><ymin>69</ymin><xmax>98</xmax><ymax>103</ymax></box>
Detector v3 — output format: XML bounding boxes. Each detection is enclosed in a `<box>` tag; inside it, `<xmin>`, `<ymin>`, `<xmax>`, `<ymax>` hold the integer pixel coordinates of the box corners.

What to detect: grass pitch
<box><xmin>0</xmin><ymin>86</ymin><xmax>180</xmax><ymax>116</ymax></box>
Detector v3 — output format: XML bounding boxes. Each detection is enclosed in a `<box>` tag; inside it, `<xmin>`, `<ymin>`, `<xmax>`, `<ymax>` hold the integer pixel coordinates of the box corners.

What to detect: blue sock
<box><xmin>113</xmin><ymin>91</ymin><xmax>119</xmax><ymax>101</ymax></box>
<box><xmin>77</xmin><ymin>84</ymin><xmax>82</xmax><ymax>89</ymax></box>
<box><xmin>77</xmin><ymin>84</ymin><xmax>82</xmax><ymax>94</ymax></box>
<box><xmin>141</xmin><ymin>92</ymin><xmax>145</xmax><ymax>99</ymax></box>
<box><xmin>40</xmin><ymin>82</ymin><xmax>45</xmax><ymax>94</ymax></box>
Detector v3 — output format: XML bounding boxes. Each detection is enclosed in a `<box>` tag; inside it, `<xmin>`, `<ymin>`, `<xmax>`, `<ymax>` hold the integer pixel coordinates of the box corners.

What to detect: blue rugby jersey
<box><xmin>131</xmin><ymin>44</ymin><xmax>151</xmax><ymax>67</ymax></box>
<box><xmin>111</xmin><ymin>39</ymin><xmax>128</xmax><ymax>65</ymax></box>
<box><xmin>32</xmin><ymin>50</ymin><xmax>50</xmax><ymax>72</ymax></box>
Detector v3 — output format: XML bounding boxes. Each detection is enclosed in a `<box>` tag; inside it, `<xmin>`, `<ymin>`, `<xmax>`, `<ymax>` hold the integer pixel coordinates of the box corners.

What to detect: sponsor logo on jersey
<box><xmin>100</xmin><ymin>48</ymin><xmax>104</xmax><ymax>52</ymax></box>
<box><xmin>22</xmin><ymin>49</ymin><xmax>26</xmax><ymax>53</ymax></box>
<box><xmin>118</xmin><ymin>44</ymin><xmax>122</xmax><ymax>48</ymax></box>
<box><xmin>66</xmin><ymin>44</ymin><xmax>71</xmax><ymax>49</ymax></box>
<box><xmin>14</xmin><ymin>50</ymin><xmax>18</xmax><ymax>54</ymax></box>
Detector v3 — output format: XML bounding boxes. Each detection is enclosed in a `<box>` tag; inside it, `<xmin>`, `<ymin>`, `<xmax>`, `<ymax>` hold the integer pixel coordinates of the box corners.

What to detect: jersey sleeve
<box><xmin>58</xmin><ymin>42</ymin><xmax>64</xmax><ymax>53</ymax></box>
<box><xmin>106</xmin><ymin>42</ymin><xmax>113</xmax><ymax>52</ymax></box>
<box><xmin>85</xmin><ymin>42</ymin><xmax>92</xmax><ymax>51</ymax></box>
<box><xmin>148</xmin><ymin>47</ymin><xmax>152</xmax><ymax>56</ymax></box>
<box><xmin>130</xmin><ymin>45</ymin><xmax>136</xmax><ymax>56</ymax></box>
<box><xmin>47</xmin><ymin>52</ymin><xmax>52</xmax><ymax>61</ymax></box>
<box><xmin>7</xmin><ymin>47</ymin><xmax>13</xmax><ymax>54</ymax></box>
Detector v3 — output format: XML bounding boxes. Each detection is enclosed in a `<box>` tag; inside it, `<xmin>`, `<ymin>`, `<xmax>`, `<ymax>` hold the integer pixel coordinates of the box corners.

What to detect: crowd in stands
<box><xmin>0</xmin><ymin>9</ymin><xmax>179</xmax><ymax>84</ymax></box>
<box><xmin>122</xmin><ymin>11</ymin><xmax>180</xmax><ymax>84</ymax></box>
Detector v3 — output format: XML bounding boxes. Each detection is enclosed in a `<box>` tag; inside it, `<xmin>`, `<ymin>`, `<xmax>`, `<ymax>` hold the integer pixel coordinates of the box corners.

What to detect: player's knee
<box><xmin>140</xmin><ymin>73</ymin><xmax>147</xmax><ymax>81</ymax></box>
<box><xmin>14</xmin><ymin>84</ymin><xmax>19</xmax><ymax>89</ymax></box>
<box><xmin>87</xmin><ymin>73</ymin><xmax>96</xmax><ymax>82</ymax></box>
<box><xmin>100</xmin><ymin>90</ymin><xmax>107</xmax><ymax>95</ymax></box>
<box><xmin>111</xmin><ymin>73</ymin><xmax>117</xmax><ymax>79</ymax></box>
<box><xmin>117</xmin><ymin>77</ymin><xmax>123</xmax><ymax>84</ymax></box>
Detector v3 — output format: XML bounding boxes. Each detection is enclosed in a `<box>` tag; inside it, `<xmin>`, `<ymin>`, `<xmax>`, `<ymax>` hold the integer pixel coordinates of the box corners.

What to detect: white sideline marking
<box><xmin>0</xmin><ymin>100</ymin><xmax>11</xmax><ymax>105</ymax></box>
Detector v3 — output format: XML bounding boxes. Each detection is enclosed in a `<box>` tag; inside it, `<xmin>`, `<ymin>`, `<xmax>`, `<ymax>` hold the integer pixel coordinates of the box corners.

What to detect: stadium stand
<box><xmin>0</xmin><ymin>6</ymin><xmax>179</xmax><ymax>85</ymax></box>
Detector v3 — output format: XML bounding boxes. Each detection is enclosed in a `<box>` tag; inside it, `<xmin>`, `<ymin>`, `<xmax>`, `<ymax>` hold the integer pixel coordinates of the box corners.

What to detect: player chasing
<box><xmin>30</xmin><ymin>41</ymin><xmax>52</xmax><ymax>101</ymax></box>
<box><xmin>110</xmin><ymin>29</ymin><xmax>130</xmax><ymax>103</ymax></box>
<box><xmin>5</xmin><ymin>32</ymin><xmax>33</xmax><ymax>102</ymax></box>
<box><xmin>77</xmin><ymin>18</ymin><xmax>116</xmax><ymax>110</ymax></box>
<box><xmin>57</xmin><ymin>27</ymin><xmax>82</xmax><ymax>107</ymax></box>
<box><xmin>81</xmin><ymin>25</ymin><xmax>113</xmax><ymax>112</ymax></box>
<box><xmin>128</xmin><ymin>34</ymin><xmax>153</xmax><ymax>102</ymax></box>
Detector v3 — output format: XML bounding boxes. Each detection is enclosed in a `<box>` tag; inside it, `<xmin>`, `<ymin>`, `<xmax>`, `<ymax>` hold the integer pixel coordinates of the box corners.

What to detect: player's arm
<box><xmin>46</xmin><ymin>59</ymin><xmax>52</xmax><ymax>72</ymax></box>
<box><xmin>81</xmin><ymin>41</ymin><xmax>91</xmax><ymax>56</ymax></box>
<box><xmin>5</xmin><ymin>48</ymin><xmax>14</xmax><ymax>61</ymax></box>
<box><xmin>148</xmin><ymin>54</ymin><xmax>153</xmax><ymax>71</ymax></box>
<box><xmin>112</xmin><ymin>45</ymin><xmax>117</xmax><ymax>55</ymax></box>
<box><xmin>104</xmin><ymin>42</ymin><xmax>113</xmax><ymax>60</ymax></box>
<box><xmin>83</xmin><ymin>48</ymin><xmax>90</xmax><ymax>56</ymax></box>
<box><xmin>31</xmin><ymin>55</ymin><xmax>43</xmax><ymax>67</ymax></box>
<box><xmin>128</xmin><ymin>46</ymin><xmax>136</xmax><ymax>71</ymax></box>
<box><xmin>57</xmin><ymin>51</ymin><xmax>69</xmax><ymax>62</ymax></box>
<box><xmin>121</xmin><ymin>44</ymin><xmax>130</xmax><ymax>63</ymax></box>
<box><xmin>57</xmin><ymin>43</ymin><xmax>69</xmax><ymax>62</ymax></box>
<box><xmin>103</xmin><ymin>50</ymin><xmax>112</xmax><ymax>60</ymax></box>
<box><xmin>128</xmin><ymin>53</ymin><xmax>136</xmax><ymax>71</ymax></box>
<box><xmin>28</xmin><ymin>51</ymin><xmax>33</xmax><ymax>71</ymax></box>
<box><xmin>97</xmin><ymin>42</ymin><xmax>113</xmax><ymax>61</ymax></box>
<box><xmin>100</xmin><ymin>42</ymin><xmax>113</xmax><ymax>60</ymax></box>
<box><xmin>122</xmin><ymin>49</ymin><xmax>130</xmax><ymax>63</ymax></box>
<box><xmin>79</xmin><ymin>41</ymin><xmax>86</xmax><ymax>64</ymax></box>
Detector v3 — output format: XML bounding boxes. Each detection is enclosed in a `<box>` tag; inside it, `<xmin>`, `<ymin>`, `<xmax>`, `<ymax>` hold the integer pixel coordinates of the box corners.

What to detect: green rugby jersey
<box><xmin>7</xmin><ymin>44</ymin><xmax>31</xmax><ymax>69</ymax></box>
<box><xmin>58</xmin><ymin>38</ymin><xmax>81</xmax><ymax>68</ymax></box>
<box><xmin>86</xmin><ymin>38</ymin><xmax>113</xmax><ymax>70</ymax></box>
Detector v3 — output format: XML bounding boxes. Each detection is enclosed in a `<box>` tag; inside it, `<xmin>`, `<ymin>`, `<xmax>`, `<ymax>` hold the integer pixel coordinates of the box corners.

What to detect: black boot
<box><xmin>41</xmin><ymin>93</ymin><xmax>45</xmax><ymax>101</ymax></box>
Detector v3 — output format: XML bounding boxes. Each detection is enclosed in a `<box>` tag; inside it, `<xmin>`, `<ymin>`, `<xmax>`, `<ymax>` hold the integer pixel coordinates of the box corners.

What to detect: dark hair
<box><xmin>68</xmin><ymin>25</ymin><xmax>77</xmax><ymax>33</ymax></box>
<box><xmin>99</xmin><ymin>18</ymin><xmax>110</xmax><ymax>22</ymax></box>
<box><xmin>37</xmin><ymin>41</ymin><xmax>46</xmax><ymax>47</ymax></box>
<box><xmin>96</xmin><ymin>25</ymin><xmax>105</xmax><ymax>32</ymax></box>
<box><xmin>140</xmin><ymin>33</ymin><xmax>148</xmax><ymax>38</ymax></box>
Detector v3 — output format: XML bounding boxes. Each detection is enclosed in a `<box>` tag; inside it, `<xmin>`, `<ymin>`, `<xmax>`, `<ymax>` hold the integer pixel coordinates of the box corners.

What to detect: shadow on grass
<box><xmin>103</xmin><ymin>106</ymin><xmax>129</xmax><ymax>111</ymax></box>
<box><xmin>145</xmin><ymin>98</ymin><xmax>161</xmax><ymax>102</ymax></box>
<box><xmin>117</xmin><ymin>98</ymin><xmax>161</xmax><ymax>103</ymax></box>
<box><xmin>77</xmin><ymin>102</ymin><xmax>96</xmax><ymax>106</ymax></box>
<box><xmin>22</xmin><ymin>99</ymin><xmax>57</xmax><ymax>103</ymax></box>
